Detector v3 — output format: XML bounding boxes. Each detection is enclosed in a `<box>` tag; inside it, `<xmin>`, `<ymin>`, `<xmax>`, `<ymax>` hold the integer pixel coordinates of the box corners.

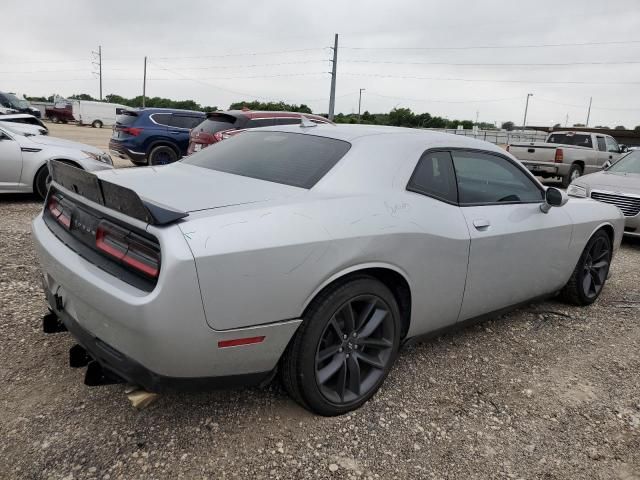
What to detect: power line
<box><xmin>154</xmin><ymin>47</ymin><xmax>327</xmax><ymax>60</ymax></box>
<box><xmin>341</xmin><ymin>72</ymin><xmax>640</xmax><ymax>86</ymax></box>
<box><xmin>343</xmin><ymin>59</ymin><xmax>640</xmax><ymax>67</ymax></box>
<box><xmin>535</xmin><ymin>97</ymin><xmax>640</xmax><ymax>111</ymax></box>
<box><xmin>341</xmin><ymin>39</ymin><xmax>640</xmax><ymax>51</ymax></box>
<box><xmin>366</xmin><ymin>92</ymin><xmax>522</xmax><ymax>104</ymax></box>
<box><xmin>158</xmin><ymin>59</ymin><xmax>327</xmax><ymax>70</ymax></box>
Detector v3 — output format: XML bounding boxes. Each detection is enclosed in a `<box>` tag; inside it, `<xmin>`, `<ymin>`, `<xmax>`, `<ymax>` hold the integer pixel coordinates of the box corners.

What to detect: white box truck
<box><xmin>72</xmin><ymin>100</ymin><xmax>128</xmax><ymax>128</ymax></box>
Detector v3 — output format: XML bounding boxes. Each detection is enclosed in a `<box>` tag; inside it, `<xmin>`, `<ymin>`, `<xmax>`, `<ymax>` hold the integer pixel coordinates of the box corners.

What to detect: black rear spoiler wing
<box><xmin>49</xmin><ymin>161</ymin><xmax>188</xmax><ymax>225</ymax></box>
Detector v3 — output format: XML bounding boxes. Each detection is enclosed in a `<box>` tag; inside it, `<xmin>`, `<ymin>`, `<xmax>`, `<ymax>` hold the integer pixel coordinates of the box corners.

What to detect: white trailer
<box><xmin>72</xmin><ymin>100</ymin><xmax>128</xmax><ymax>128</ymax></box>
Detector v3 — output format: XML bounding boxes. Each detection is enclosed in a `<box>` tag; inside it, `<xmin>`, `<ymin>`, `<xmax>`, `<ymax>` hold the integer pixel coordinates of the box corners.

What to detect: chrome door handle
<box><xmin>473</xmin><ymin>219</ymin><xmax>491</xmax><ymax>230</ymax></box>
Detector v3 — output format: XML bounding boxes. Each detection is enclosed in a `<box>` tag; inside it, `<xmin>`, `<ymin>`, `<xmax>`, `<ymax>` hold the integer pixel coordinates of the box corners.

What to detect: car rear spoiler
<box><xmin>49</xmin><ymin>160</ymin><xmax>188</xmax><ymax>225</ymax></box>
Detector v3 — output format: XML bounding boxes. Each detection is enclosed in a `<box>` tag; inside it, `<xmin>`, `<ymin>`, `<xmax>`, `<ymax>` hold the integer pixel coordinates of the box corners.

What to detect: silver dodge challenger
<box><xmin>33</xmin><ymin>123</ymin><xmax>624</xmax><ymax>415</ymax></box>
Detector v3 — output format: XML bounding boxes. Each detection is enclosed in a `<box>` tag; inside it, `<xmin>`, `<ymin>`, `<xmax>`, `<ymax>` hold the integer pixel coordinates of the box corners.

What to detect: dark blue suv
<box><xmin>109</xmin><ymin>108</ymin><xmax>205</xmax><ymax>165</ymax></box>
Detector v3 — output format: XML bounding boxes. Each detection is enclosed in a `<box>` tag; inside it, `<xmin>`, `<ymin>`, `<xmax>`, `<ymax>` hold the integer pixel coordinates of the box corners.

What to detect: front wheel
<box><xmin>91</xmin><ymin>120</ymin><xmax>103</xmax><ymax>128</ymax></box>
<box><xmin>561</xmin><ymin>230</ymin><xmax>612</xmax><ymax>306</ymax></box>
<box><xmin>280</xmin><ymin>276</ymin><xmax>401</xmax><ymax>416</ymax></box>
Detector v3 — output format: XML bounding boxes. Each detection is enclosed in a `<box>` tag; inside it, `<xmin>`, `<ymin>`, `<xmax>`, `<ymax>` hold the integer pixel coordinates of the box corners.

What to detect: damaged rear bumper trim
<box><xmin>57</xmin><ymin>309</ymin><xmax>275</xmax><ymax>393</ymax></box>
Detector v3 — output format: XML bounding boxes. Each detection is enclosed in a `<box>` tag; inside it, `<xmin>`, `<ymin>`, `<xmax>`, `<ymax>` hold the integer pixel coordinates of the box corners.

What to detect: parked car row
<box><xmin>109</xmin><ymin>108</ymin><xmax>331</xmax><ymax>166</ymax></box>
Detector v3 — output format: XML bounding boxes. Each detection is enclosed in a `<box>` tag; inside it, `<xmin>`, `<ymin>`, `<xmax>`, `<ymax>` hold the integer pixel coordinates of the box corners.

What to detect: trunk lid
<box><xmin>95</xmin><ymin>162</ymin><xmax>305</xmax><ymax>213</ymax></box>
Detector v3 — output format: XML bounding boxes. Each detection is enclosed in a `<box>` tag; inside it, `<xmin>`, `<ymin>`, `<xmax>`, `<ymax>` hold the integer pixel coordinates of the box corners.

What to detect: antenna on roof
<box><xmin>299</xmin><ymin>115</ymin><xmax>317</xmax><ymax>128</ymax></box>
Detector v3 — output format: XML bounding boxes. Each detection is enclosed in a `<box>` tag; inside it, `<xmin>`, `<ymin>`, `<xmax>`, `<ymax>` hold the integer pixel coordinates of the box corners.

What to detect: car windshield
<box><xmin>6</xmin><ymin>93</ymin><xmax>29</xmax><ymax>109</ymax></box>
<box><xmin>546</xmin><ymin>133</ymin><xmax>593</xmax><ymax>148</ymax></box>
<box><xmin>182</xmin><ymin>131</ymin><xmax>351</xmax><ymax>189</ymax></box>
<box><xmin>608</xmin><ymin>151</ymin><xmax>640</xmax><ymax>174</ymax></box>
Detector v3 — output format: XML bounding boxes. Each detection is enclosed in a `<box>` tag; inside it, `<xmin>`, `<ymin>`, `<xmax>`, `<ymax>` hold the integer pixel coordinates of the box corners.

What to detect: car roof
<box><xmin>125</xmin><ymin>107</ymin><xmax>205</xmax><ymax>115</ymax></box>
<box><xmin>254</xmin><ymin>123</ymin><xmax>508</xmax><ymax>153</ymax></box>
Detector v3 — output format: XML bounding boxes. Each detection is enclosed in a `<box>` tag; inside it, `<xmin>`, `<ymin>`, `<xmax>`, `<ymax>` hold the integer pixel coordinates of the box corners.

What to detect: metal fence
<box><xmin>425</xmin><ymin>128</ymin><xmax>548</xmax><ymax>146</ymax></box>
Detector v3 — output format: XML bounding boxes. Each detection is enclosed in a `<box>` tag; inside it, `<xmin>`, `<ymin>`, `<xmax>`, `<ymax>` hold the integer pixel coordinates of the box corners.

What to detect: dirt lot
<box><xmin>1</xmin><ymin>123</ymin><xmax>639</xmax><ymax>479</ymax></box>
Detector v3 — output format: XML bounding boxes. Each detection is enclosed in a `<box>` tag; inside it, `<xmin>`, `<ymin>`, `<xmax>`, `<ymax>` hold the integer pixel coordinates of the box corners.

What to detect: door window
<box><xmin>605</xmin><ymin>136</ymin><xmax>619</xmax><ymax>153</ymax></box>
<box><xmin>169</xmin><ymin>115</ymin><xmax>203</xmax><ymax>129</ymax></box>
<box><xmin>407</xmin><ymin>150</ymin><xmax>458</xmax><ymax>203</ymax></box>
<box><xmin>452</xmin><ymin>150</ymin><xmax>543</xmax><ymax>205</ymax></box>
<box><xmin>150</xmin><ymin>113</ymin><xmax>171</xmax><ymax>126</ymax></box>
<box><xmin>596</xmin><ymin>136</ymin><xmax>607</xmax><ymax>152</ymax></box>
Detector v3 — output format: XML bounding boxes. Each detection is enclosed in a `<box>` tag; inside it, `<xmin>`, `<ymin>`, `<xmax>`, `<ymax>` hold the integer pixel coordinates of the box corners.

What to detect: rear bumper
<box><xmin>32</xmin><ymin>213</ymin><xmax>302</xmax><ymax>384</ymax></box>
<box><xmin>108</xmin><ymin>139</ymin><xmax>147</xmax><ymax>164</ymax></box>
<box><xmin>52</xmin><ymin>305</ymin><xmax>274</xmax><ymax>392</ymax></box>
<box><xmin>521</xmin><ymin>161</ymin><xmax>569</xmax><ymax>176</ymax></box>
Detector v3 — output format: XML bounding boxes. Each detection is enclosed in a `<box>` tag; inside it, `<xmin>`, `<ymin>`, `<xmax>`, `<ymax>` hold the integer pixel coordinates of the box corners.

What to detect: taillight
<box><xmin>47</xmin><ymin>195</ymin><xmax>71</xmax><ymax>229</ymax></box>
<box><xmin>554</xmin><ymin>148</ymin><xmax>564</xmax><ymax>163</ymax></box>
<box><xmin>213</xmin><ymin>131</ymin><xmax>224</xmax><ymax>142</ymax></box>
<box><xmin>95</xmin><ymin>221</ymin><xmax>160</xmax><ymax>278</ymax></box>
<box><xmin>121</xmin><ymin>127</ymin><xmax>143</xmax><ymax>136</ymax></box>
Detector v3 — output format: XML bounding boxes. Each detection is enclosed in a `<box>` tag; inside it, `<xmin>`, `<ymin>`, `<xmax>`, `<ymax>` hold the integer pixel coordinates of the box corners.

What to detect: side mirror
<box><xmin>619</xmin><ymin>144</ymin><xmax>628</xmax><ymax>153</ymax></box>
<box><xmin>603</xmin><ymin>160</ymin><xmax>612</xmax><ymax>170</ymax></box>
<box><xmin>540</xmin><ymin>187</ymin><xmax>568</xmax><ymax>213</ymax></box>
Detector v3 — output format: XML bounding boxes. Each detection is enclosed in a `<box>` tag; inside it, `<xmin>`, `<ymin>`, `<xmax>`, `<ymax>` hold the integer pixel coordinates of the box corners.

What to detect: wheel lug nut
<box><xmin>343</xmin><ymin>334</ymin><xmax>348</xmax><ymax>339</ymax></box>
<box><xmin>346</xmin><ymin>353</ymin><xmax>350</xmax><ymax>358</ymax></box>
<box><xmin>338</xmin><ymin>347</ymin><xmax>343</xmax><ymax>352</ymax></box>
<box><xmin>352</xmin><ymin>332</ymin><xmax>357</xmax><ymax>337</ymax></box>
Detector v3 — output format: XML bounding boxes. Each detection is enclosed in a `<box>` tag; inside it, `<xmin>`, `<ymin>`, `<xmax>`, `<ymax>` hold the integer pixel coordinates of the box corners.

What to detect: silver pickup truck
<box><xmin>508</xmin><ymin>131</ymin><xmax>627</xmax><ymax>187</ymax></box>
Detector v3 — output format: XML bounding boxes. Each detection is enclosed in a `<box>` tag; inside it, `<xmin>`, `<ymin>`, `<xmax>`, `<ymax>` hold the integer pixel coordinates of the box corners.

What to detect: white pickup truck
<box><xmin>508</xmin><ymin>131</ymin><xmax>627</xmax><ymax>187</ymax></box>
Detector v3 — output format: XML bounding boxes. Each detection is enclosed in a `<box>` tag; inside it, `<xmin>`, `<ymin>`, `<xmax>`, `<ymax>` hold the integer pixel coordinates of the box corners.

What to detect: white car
<box><xmin>0</xmin><ymin>123</ymin><xmax>113</xmax><ymax>199</ymax></box>
<box><xmin>0</xmin><ymin>121</ymin><xmax>47</xmax><ymax>136</ymax></box>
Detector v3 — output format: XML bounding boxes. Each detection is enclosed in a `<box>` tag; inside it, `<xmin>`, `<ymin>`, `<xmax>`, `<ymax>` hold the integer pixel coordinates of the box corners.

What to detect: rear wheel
<box><xmin>34</xmin><ymin>165</ymin><xmax>51</xmax><ymax>200</ymax></box>
<box><xmin>561</xmin><ymin>230</ymin><xmax>612</xmax><ymax>305</ymax></box>
<box><xmin>50</xmin><ymin>115</ymin><xmax>59</xmax><ymax>124</ymax></box>
<box><xmin>91</xmin><ymin>120</ymin><xmax>103</xmax><ymax>128</ymax></box>
<box><xmin>280</xmin><ymin>276</ymin><xmax>401</xmax><ymax>416</ymax></box>
<box><xmin>149</xmin><ymin>145</ymin><xmax>178</xmax><ymax>165</ymax></box>
<box><xmin>562</xmin><ymin>164</ymin><xmax>582</xmax><ymax>188</ymax></box>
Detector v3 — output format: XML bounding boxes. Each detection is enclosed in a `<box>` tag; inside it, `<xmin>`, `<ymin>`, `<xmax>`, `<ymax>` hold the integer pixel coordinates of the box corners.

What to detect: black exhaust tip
<box><xmin>69</xmin><ymin>344</ymin><xmax>90</xmax><ymax>368</ymax></box>
<box><xmin>43</xmin><ymin>311</ymin><xmax>67</xmax><ymax>334</ymax></box>
<box><xmin>84</xmin><ymin>361</ymin><xmax>123</xmax><ymax>387</ymax></box>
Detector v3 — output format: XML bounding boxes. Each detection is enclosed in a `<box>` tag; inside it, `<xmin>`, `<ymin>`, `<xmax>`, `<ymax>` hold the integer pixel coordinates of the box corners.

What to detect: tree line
<box><xmin>24</xmin><ymin>93</ymin><xmax>640</xmax><ymax>131</ymax></box>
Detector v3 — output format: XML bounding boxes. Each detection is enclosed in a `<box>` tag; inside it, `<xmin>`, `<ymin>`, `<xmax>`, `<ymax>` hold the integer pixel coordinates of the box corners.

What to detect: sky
<box><xmin>2</xmin><ymin>0</ymin><xmax>640</xmax><ymax>128</ymax></box>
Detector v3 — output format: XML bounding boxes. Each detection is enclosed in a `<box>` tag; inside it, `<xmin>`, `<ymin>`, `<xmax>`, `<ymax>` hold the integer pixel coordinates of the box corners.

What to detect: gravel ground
<box><xmin>1</xmin><ymin>124</ymin><xmax>639</xmax><ymax>479</ymax></box>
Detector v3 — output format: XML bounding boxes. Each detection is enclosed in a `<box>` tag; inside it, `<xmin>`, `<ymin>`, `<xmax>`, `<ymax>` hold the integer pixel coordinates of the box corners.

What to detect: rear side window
<box><xmin>150</xmin><ymin>113</ymin><xmax>170</xmax><ymax>126</ymax></box>
<box><xmin>596</xmin><ymin>137</ymin><xmax>606</xmax><ymax>151</ymax></box>
<box><xmin>182</xmin><ymin>131</ymin><xmax>351</xmax><ymax>189</ymax></box>
<box><xmin>193</xmin><ymin>116</ymin><xmax>238</xmax><ymax>134</ymax></box>
<box><xmin>407</xmin><ymin>151</ymin><xmax>457</xmax><ymax>203</ymax></box>
<box><xmin>169</xmin><ymin>115</ymin><xmax>203</xmax><ymax>129</ymax></box>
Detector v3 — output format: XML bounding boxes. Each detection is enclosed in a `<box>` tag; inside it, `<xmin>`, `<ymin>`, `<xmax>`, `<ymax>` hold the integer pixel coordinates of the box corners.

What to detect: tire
<box><xmin>50</xmin><ymin>116</ymin><xmax>59</xmax><ymax>124</ymax></box>
<box><xmin>561</xmin><ymin>230</ymin><xmax>612</xmax><ymax>306</ymax></box>
<box><xmin>34</xmin><ymin>165</ymin><xmax>51</xmax><ymax>200</ymax></box>
<box><xmin>280</xmin><ymin>276</ymin><xmax>401</xmax><ymax>416</ymax></box>
<box><xmin>91</xmin><ymin>120</ymin><xmax>103</xmax><ymax>128</ymax></box>
<box><xmin>148</xmin><ymin>145</ymin><xmax>178</xmax><ymax>165</ymax></box>
<box><xmin>562</xmin><ymin>164</ymin><xmax>583</xmax><ymax>188</ymax></box>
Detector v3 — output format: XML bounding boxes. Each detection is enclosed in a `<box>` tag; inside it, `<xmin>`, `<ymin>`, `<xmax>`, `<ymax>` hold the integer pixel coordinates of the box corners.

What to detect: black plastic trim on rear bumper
<box><xmin>55</xmin><ymin>308</ymin><xmax>274</xmax><ymax>394</ymax></box>
<box><xmin>108</xmin><ymin>140</ymin><xmax>146</xmax><ymax>163</ymax></box>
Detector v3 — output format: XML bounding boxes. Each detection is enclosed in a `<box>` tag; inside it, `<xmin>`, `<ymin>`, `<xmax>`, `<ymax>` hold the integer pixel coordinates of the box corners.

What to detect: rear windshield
<box><xmin>115</xmin><ymin>112</ymin><xmax>138</xmax><ymax>126</ymax></box>
<box><xmin>182</xmin><ymin>131</ymin><xmax>351</xmax><ymax>189</ymax></box>
<box><xmin>547</xmin><ymin>133</ymin><xmax>593</xmax><ymax>148</ymax></box>
<box><xmin>193</xmin><ymin>115</ymin><xmax>238</xmax><ymax>134</ymax></box>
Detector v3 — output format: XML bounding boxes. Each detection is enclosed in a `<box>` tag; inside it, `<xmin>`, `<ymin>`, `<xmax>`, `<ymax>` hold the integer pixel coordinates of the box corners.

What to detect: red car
<box><xmin>187</xmin><ymin>110</ymin><xmax>331</xmax><ymax>155</ymax></box>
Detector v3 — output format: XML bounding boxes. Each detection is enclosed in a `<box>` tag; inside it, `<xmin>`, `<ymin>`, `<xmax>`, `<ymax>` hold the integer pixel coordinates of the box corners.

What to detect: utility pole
<box><xmin>142</xmin><ymin>56</ymin><xmax>147</xmax><ymax>108</ymax></box>
<box><xmin>586</xmin><ymin>96</ymin><xmax>592</xmax><ymax>127</ymax></box>
<box><xmin>92</xmin><ymin>45</ymin><xmax>103</xmax><ymax>100</ymax></box>
<box><xmin>357</xmin><ymin>88</ymin><xmax>365</xmax><ymax>123</ymax></box>
<box><xmin>565</xmin><ymin>113</ymin><xmax>569</xmax><ymax>127</ymax></box>
<box><xmin>475</xmin><ymin>110</ymin><xmax>479</xmax><ymax>125</ymax></box>
<box><xmin>522</xmin><ymin>93</ymin><xmax>533</xmax><ymax>131</ymax></box>
<box><xmin>328</xmin><ymin>34</ymin><xmax>339</xmax><ymax>121</ymax></box>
